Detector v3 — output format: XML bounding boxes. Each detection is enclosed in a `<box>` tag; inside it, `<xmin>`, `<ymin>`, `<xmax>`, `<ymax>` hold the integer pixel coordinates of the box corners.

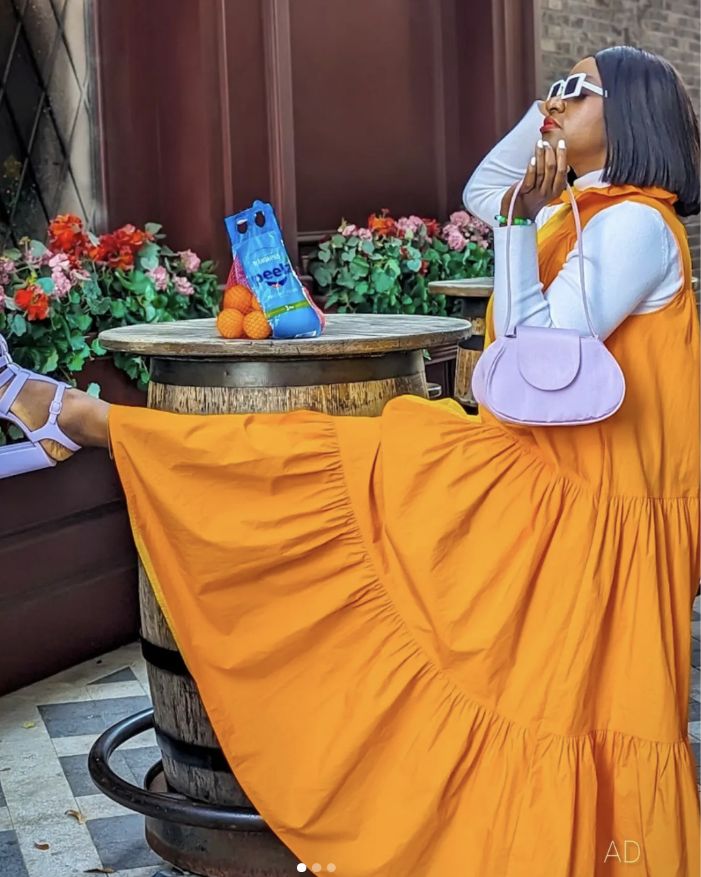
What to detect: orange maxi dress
<box><xmin>108</xmin><ymin>184</ymin><xmax>700</xmax><ymax>877</ymax></box>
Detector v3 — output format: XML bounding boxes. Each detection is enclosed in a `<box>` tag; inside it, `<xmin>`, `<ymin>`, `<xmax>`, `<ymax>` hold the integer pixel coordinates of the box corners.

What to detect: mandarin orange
<box><xmin>216</xmin><ymin>308</ymin><xmax>245</xmax><ymax>339</ymax></box>
<box><xmin>222</xmin><ymin>285</ymin><xmax>253</xmax><ymax>313</ymax></box>
<box><xmin>243</xmin><ymin>310</ymin><xmax>272</xmax><ymax>339</ymax></box>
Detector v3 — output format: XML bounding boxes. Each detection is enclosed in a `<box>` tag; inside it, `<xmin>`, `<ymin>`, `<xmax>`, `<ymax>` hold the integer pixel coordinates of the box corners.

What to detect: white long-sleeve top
<box><xmin>462</xmin><ymin>102</ymin><xmax>684</xmax><ymax>340</ymax></box>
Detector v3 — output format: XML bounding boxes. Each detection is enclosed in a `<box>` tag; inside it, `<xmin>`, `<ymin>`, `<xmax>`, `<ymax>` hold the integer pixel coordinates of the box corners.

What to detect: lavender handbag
<box><xmin>471</xmin><ymin>180</ymin><xmax>625</xmax><ymax>426</ymax></box>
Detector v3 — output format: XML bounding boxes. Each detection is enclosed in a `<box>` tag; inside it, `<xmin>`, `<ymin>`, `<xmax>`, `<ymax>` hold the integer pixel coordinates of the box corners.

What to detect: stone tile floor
<box><xmin>0</xmin><ymin>597</ymin><xmax>699</xmax><ymax>877</ymax></box>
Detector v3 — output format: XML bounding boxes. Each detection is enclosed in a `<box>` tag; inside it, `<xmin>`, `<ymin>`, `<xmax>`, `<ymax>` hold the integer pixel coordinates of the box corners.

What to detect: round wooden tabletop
<box><xmin>428</xmin><ymin>278</ymin><xmax>494</xmax><ymax>299</ymax></box>
<box><xmin>99</xmin><ymin>314</ymin><xmax>471</xmax><ymax>358</ymax></box>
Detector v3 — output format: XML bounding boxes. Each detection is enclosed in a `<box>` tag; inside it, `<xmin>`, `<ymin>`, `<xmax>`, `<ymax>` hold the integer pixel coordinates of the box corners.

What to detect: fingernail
<box><xmin>530</xmin><ymin>156</ymin><xmax>537</xmax><ymax>166</ymax></box>
<box><xmin>537</xmin><ymin>139</ymin><xmax>544</xmax><ymax>148</ymax></box>
<box><xmin>542</xmin><ymin>141</ymin><xmax>552</xmax><ymax>148</ymax></box>
<box><xmin>558</xmin><ymin>139</ymin><xmax>566</xmax><ymax>149</ymax></box>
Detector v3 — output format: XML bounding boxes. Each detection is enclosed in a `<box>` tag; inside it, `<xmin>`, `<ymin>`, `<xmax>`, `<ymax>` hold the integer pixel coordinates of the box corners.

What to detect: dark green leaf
<box><xmin>10</xmin><ymin>314</ymin><xmax>27</xmax><ymax>336</ymax></box>
<box><xmin>371</xmin><ymin>271</ymin><xmax>394</xmax><ymax>293</ymax></box>
<box><xmin>138</xmin><ymin>242</ymin><xmax>159</xmax><ymax>271</ymax></box>
<box><xmin>311</xmin><ymin>265</ymin><xmax>333</xmax><ymax>287</ymax></box>
<box><xmin>68</xmin><ymin>352</ymin><xmax>86</xmax><ymax>371</ymax></box>
<box><xmin>43</xmin><ymin>350</ymin><xmax>59</xmax><ymax>373</ymax></box>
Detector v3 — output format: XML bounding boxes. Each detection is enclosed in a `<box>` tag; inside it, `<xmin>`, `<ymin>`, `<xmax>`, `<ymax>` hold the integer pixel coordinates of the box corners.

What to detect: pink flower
<box><xmin>357</xmin><ymin>228</ymin><xmax>372</xmax><ymax>241</ymax></box>
<box><xmin>446</xmin><ymin>228</ymin><xmax>467</xmax><ymax>252</ymax></box>
<box><xmin>341</xmin><ymin>224</ymin><xmax>359</xmax><ymax>237</ymax></box>
<box><xmin>447</xmin><ymin>210</ymin><xmax>492</xmax><ymax>243</ymax></box>
<box><xmin>173</xmin><ymin>275</ymin><xmax>194</xmax><ymax>296</ymax></box>
<box><xmin>449</xmin><ymin>210</ymin><xmax>471</xmax><ymax>228</ymax></box>
<box><xmin>178</xmin><ymin>250</ymin><xmax>201</xmax><ymax>273</ymax></box>
<box><xmin>52</xmin><ymin>272</ymin><xmax>72</xmax><ymax>298</ymax></box>
<box><xmin>397</xmin><ymin>215</ymin><xmax>425</xmax><ymax>236</ymax></box>
<box><xmin>48</xmin><ymin>252</ymin><xmax>74</xmax><ymax>299</ymax></box>
<box><xmin>22</xmin><ymin>242</ymin><xmax>52</xmax><ymax>268</ymax></box>
<box><xmin>147</xmin><ymin>265</ymin><xmax>169</xmax><ymax>290</ymax></box>
<box><xmin>0</xmin><ymin>258</ymin><xmax>15</xmax><ymax>286</ymax></box>
<box><xmin>48</xmin><ymin>252</ymin><xmax>71</xmax><ymax>272</ymax></box>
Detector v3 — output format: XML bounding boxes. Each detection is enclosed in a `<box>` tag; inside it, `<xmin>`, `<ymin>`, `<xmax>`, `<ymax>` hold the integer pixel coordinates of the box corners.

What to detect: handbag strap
<box><xmin>504</xmin><ymin>177</ymin><xmax>599</xmax><ymax>339</ymax></box>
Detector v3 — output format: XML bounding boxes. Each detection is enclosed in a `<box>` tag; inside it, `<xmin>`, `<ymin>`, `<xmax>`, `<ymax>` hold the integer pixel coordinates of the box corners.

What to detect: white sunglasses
<box><xmin>547</xmin><ymin>73</ymin><xmax>608</xmax><ymax>100</ymax></box>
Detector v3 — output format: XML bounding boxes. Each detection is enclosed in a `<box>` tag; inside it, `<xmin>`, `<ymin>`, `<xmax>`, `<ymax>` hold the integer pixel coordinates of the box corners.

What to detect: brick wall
<box><xmin>539</xmin><ymin>0</ymin><xmax>700</xmax><ymax>275</ymax></box>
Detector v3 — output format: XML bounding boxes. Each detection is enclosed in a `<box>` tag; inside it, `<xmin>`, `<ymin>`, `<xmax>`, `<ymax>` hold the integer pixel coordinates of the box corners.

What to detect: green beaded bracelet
<box><xmin>495</xmin><ymin>214</ymin><xmax>534</xmax><ymax>227</ymax></box>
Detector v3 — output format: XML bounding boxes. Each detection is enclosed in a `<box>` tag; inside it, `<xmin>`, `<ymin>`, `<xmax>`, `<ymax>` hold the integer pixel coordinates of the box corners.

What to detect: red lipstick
<box><xmin>540</xmin><ymin>117</ymin><xmax>561</xmax><ymax>134</ymax></box>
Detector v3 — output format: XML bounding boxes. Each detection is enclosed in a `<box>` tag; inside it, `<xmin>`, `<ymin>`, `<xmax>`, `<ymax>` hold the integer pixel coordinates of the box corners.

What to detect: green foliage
<box><xmin>308</xmin><ymin>213</ymin><xmax>493</xmax><ymax>316</ymax></box>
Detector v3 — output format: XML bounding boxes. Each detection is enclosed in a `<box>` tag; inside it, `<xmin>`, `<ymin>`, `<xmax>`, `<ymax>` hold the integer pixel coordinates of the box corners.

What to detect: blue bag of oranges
<box><xmin>224</xmin><ymin>200</ymin><xmax>325</xmax><ymax>339</ymax></box>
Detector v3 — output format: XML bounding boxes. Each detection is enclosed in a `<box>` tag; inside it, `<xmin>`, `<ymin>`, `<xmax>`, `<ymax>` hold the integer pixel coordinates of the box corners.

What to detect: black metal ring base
<box><xmin>88</xmin><ymin>708</ymin><xmax>267</xmax><ymax>831</ymax></box>
<box><xmin>150</xmin><ymin>350</ymin><xmax>424</xmax><ymax>387</ymax></box>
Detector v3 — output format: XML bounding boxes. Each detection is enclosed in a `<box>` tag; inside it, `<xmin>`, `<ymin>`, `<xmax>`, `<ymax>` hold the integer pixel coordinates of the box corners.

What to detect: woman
<box><xmin>0</xmin><ymin>46</ymin><xmax>698</xmax><ymax>876</ymax></box>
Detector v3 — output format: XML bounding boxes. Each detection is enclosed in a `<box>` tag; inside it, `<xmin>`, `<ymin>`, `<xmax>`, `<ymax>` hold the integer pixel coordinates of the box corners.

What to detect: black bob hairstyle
<box><xmin>594</xmin><ymin>46</ymin><xmax>699</xmax><ymax>217</ymax></box>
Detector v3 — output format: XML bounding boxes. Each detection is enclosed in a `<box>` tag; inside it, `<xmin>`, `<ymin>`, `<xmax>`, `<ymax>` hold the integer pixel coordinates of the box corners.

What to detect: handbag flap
<box><xmin>516</xmin><ymin>326</ymin><xmax>581</xmax><ymax>390</ymax></box>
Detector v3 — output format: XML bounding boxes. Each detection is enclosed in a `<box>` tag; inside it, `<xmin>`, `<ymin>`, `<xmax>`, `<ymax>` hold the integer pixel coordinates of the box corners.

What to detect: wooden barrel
<box><xmin>454</xmin><ymin>333</ymin><xmax>485</xmax><ymax>408</ymax></box>
<box><xmin>427</xmin><ymin>280</ymin><xmax>492</xmax><ymax>409</ymax></box>
<box><xmin>100</xmin><ymin>314</ymin><xmax>469</xmax><ymax>876</ymax></box>
<box><xmin>450</xmin><ymin>293</ymin><xmax>491</xmax><ymax>408</ymax></box>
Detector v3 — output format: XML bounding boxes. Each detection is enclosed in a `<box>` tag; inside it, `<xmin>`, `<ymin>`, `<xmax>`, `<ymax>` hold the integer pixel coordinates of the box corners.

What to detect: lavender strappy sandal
<box><xmin>0</xmin><ymin>334</ymin><xmax>81</xmax><ymax>478</ymax></box>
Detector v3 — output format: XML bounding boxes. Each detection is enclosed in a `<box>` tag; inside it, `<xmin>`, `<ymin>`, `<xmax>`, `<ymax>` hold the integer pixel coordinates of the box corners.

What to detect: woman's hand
<box><xmin>500</xmin><ymin>139</ymin><xmax>569</xmax><ymax>221</ymax></box>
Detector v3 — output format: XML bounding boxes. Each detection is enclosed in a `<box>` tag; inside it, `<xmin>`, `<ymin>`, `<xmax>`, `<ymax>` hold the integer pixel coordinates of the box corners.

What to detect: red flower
<box><xmin>420</xmin><ymin>259</ymin><xmax>429</xmax><ymax>275</ymax></box>
<box><xmin>423</xmin><ymin>218</ymin><xmax>441</xmax><ymax>239</ymax></box>
<box><xmin>15</xmin><ymin>286</ymin><xmax>50</xmax><ymax>321</ymax></box>
<box><xmin>86</xmin><ymin>242</ymin><xmax>106</xmax><ymax>262</ymax></box>
<box><xmin>89</xmin><ymin>224</ymin><xmax>152</xmax><ymax>268</ymax></box>
<box><xmin>48</xmin><ymin>214</ymin><xmax>88</xmax><ymax>264</ymax></box>
<box><xmin>368</xmin><ymin>209</ymin><xmax>398</xmax><ymax>237</ymax></box>
<box><xmin>115</xmin><ymin>224</ymin><xmax>151</xmax><ymax>250</ymax></box>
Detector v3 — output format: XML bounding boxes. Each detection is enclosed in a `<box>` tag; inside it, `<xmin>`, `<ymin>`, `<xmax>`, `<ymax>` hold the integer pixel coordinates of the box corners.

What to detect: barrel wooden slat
<box><xmin>139</xmin><ymin>571</ymin><xmax>249</xmax><ymax>806</ymax></box>
<box><xmin>148</xmin><ymin>374</ymin><xmax>426</xmax><ymax>417</ymax></box>
<box><xmin>454</xmin><ymin>347</ymin><xmax>480</xmax><ymax>406</ymax></box>
<box><xmin>102</xmin><ymin>315</ymin><xmax>470</xmax><ymax>874</ymax></box>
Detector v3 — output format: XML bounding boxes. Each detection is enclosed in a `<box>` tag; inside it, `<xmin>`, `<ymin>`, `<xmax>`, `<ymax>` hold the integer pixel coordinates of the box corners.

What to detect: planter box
<box><xmin>0</xmin><ymin>360</ymin><xmax>145</xmax><ymax>695</ymax></box>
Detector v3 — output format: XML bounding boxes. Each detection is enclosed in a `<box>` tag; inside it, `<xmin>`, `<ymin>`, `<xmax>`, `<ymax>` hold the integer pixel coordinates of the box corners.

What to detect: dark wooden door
<box><xmin>95</xmin><ymin>0</ymin><xmax>539</xmax><ymax>269</ymax></box>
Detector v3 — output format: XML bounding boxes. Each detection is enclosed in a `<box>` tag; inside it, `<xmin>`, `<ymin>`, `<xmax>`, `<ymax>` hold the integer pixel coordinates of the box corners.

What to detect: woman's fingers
<box><xmin>521</xmin><ymin>154</ymin><xmax>537</xmax><ymax>194</ymax></box>
<box><xmin>541</xmin><ymin>141</ymin><xmax>557</xmax><ymax>195</ymax></box>
<box><xmin>553</xmin><ymin>139</ymin><xmax>568</xmax><ymax>195</ymax></box>
<box><xmin>534</xmin><ymin>139</ymin><xmax>546</xmax><ymax>189</ymax></box>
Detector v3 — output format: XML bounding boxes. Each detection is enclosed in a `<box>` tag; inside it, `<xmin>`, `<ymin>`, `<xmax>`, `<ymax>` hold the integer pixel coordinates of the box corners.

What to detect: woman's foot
<box><xmin>0</xmin><ymin>376</ymin><xmax>85</xmax><ymax>462</ymax></box>
<box><xmin>0</xmin><ymin>337</ymin><xmax>112</xmax><ymax>468</ymax></box>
